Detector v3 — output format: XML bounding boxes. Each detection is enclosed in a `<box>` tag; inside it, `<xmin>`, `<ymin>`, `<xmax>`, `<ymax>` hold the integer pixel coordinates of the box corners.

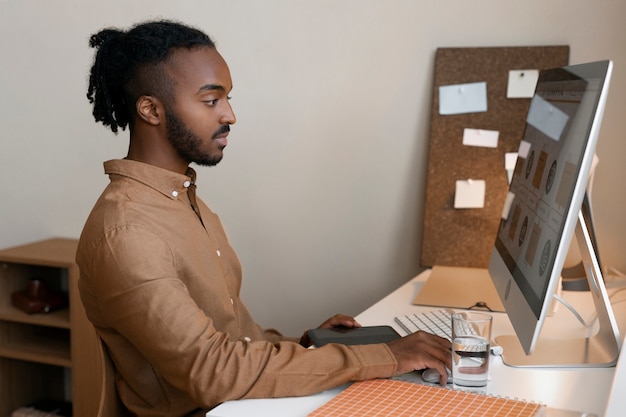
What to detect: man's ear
<box><xmin>136</xmin><ymin>95</ymin><xmax>163</xmax><ymax>126</ymax></box>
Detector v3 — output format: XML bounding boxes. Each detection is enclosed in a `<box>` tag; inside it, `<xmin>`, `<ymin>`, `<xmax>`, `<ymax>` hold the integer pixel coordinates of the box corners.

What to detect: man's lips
<box><xmin>214</xmin><ymin>135</ymin><xmax>228</xmax><ymax>147</ymax></box>
<box><xmin>213</xmin><ymin>125</ymin><xmax>230</xmax><ymax>147</ymax></box>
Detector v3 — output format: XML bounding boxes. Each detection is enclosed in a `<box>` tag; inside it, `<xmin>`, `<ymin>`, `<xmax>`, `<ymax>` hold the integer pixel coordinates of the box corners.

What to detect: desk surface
<box><xmin>208</xmin><ymin>270</ymin><xmax>621</xmax><ymax>417</ymax></box>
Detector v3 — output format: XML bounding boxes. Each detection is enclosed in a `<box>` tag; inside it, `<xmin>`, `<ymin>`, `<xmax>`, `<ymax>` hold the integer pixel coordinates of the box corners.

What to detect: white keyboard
<box><xmin>394</xmin><ymin>309</ymin><xmax>456</xmax><ymax>340</ymax></box>
<box><xmin>394</xmin><ymin>309</ymin><xmax>494</xmax><ymax>357</ymax></box>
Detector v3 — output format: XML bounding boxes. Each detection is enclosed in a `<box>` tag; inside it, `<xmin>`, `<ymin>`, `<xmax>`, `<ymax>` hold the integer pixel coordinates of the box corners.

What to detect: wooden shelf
<box><xmin>0</xmin><ymin>304</ymin><xmax>70</xmax><ymax>329</ymax></box>
<box><xmin>0</xmin><ymin>238</ymin><xmax>99</xmax><ymax>416</ymax></box>
<box><xmin>0</xmin><ymin>335</ymin><xmax>71</xmax><ymax>367</ymax></box>
<box><xmin>0</xmin><ymin>238</ymin><xmax>78</xmax><ymax>267</ymax></box>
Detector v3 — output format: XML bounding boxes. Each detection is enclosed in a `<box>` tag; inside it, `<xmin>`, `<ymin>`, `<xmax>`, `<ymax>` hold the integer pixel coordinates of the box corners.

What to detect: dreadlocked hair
<box><xmin>86</xmin><ymin>20</ymin><xmax>215</xmax><ymax>133</ymax></box>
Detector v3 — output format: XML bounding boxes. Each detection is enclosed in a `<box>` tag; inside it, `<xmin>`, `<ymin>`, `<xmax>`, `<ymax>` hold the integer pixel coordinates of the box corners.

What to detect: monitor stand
<box><xmin>561</xmin><ymin>194</ymin><xmax>599</xmax><ymax>292</ymax></box>
<box><xmin>496</xmin><ymin>210</ymin><xmax>622</xmax><ymax>368</ymax></box>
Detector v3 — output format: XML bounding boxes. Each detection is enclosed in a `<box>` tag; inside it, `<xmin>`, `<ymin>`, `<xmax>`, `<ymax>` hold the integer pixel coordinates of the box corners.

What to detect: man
<box><xmin>77</xmin><ymin>19</ymin><xmax>451</xmax><ymax>417</ymax></box>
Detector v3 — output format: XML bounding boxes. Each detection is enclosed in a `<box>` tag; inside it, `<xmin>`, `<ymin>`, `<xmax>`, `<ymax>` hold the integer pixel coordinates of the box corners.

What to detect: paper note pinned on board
<box><xmin>501</xmin><ymin>191</ymin><xmax>516</xmax><ymax>220</ymax></box>
<box><xmin>507</xmin><ymin>69</ymin><xmax>539</xmax><ymax>98</ymax></box>
<box><xmin>527</xmin><ymin>95</ymin><xmax>569</xmax><ymax>141</ymax></box>
<box><xmin>505</xmin><ymin>152</ymin><xmax>518</xmax><ymax>170</ymax></box>
<box><xmin>505</xmin><ymin>152</ymin><xmax>518</xmax><ymax>184</ymax></box>
<box><xmin>454</xmin><ymin>179</ymin><xmax>486</xmax><ymax>209</ymax></box>
<box><xmin>463</xmin><ymin>128</ymin><xmax>499</xmax><ymax>148</ymax></box>
<box><xmin>439</xmin><ymin>82</ymin><xmax>488</xmax><ymax>115</ymax></box>
<box><xmin>518</xmin><ymin>140</ymin><xmax>531</xmax><ymax>158</ymax></box>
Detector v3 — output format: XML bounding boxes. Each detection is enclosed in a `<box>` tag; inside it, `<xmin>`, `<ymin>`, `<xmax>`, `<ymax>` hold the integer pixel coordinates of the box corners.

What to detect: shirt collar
<box><xmin>103</xmin><ymin>159</ymin><xmax>196</xmax><ymax>200</ymax></box>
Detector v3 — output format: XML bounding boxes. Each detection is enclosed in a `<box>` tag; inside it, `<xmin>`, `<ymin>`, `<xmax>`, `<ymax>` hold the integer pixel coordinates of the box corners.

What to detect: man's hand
<box><xmin>315</xmin><ymin>313</ymin><xmax>362</xmax><ymax>330</ymax></box>
<box><xmin>386</xmin><ymin>331</ymin><xmax>452</xmax><ymax>385</ymax></box>
<box><xmin>299</xmin><ymin>314</ymin><xmax>361</xmax><ymax>347</ymax></box>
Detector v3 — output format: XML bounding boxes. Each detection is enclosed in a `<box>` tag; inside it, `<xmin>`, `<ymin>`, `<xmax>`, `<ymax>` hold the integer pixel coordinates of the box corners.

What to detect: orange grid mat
<box><xmin>308</xmin><ymin>379</ymin><xmax>544</xmax><ymax>417</ymax></box>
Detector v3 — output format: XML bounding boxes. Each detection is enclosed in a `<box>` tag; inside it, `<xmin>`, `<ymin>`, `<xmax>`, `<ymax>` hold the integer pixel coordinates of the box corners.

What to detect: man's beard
<box><xmin>165</xmin><ymin>108</ymin><xmax>228</xmax><ymax>167</ymax></box>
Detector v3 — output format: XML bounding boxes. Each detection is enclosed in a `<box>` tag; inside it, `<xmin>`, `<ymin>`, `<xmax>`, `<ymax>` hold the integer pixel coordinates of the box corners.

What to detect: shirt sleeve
<box><xmin>83</xmin><ymin>226</ymin><xmax>398</xmax><ymax>408</ymax></box>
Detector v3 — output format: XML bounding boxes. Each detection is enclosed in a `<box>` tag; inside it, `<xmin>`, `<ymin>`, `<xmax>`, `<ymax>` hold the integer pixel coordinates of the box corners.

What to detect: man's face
<box><xmin>163</xmin><ymin>47</ymin><xmax>236</xmax><ymax>166</ymax></box>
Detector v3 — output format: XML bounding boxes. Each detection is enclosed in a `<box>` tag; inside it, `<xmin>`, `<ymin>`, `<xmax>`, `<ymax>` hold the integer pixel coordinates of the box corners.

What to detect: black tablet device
<box><xmin>307</xmin><ymin>325</ymin><xmax>401</xmax><ymax>347</ymax></box>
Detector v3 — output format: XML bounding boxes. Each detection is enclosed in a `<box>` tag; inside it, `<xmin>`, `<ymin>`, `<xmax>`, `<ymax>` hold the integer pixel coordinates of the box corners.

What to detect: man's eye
<box><xmin>204</xmin><ymin>99</ymin><xmax>218</xmax><ymax>106</ymax></box>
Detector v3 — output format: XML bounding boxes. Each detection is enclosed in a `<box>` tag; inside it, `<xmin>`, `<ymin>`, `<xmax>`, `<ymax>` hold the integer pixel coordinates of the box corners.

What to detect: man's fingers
<box><xmin>318</xmin><ymin>314</ymin><xmax>362</xmax><ymax>329</ymax></box>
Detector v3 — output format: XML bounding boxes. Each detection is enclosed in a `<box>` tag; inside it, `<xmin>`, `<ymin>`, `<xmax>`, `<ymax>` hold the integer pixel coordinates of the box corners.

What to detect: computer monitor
<box><xmin>488</xmin><ymin>60</ymin><xmax>621</xmax><ymax>367</ymax></box>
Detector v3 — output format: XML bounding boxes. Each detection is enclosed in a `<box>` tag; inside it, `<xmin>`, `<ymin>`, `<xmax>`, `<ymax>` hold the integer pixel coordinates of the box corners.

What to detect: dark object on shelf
<box><xmin>11</xmin><ymin>279</ymin><xmax>67</xmax><ymax>314</ymax></box>
<box><xmin>11</xmin><ymin>399</ymin><xmax>72</xmax><ymax>417</ymax></box>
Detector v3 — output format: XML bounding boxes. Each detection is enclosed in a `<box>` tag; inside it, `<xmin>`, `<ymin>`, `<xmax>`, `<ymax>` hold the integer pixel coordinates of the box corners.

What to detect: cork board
<box><xmin>421</xmin><ymin>46</ymin><xmax>569</xmax><ymax>268</ymax></box>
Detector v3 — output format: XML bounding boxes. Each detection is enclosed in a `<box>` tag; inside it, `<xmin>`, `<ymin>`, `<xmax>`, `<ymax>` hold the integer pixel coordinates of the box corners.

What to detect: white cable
<box><xmin>609</xmin><ymin>287</ymin><xmax>626</xmax><ymax>301</ymax></box>
<box><xmin>606</xmin><ymin>266</ymin><xmax>626</xmax><ymax>278</ymax></box>
<box><xmin>552</xmin><ymin>293</ymin><xmax>595</xmax><ymax>328</ymax></box>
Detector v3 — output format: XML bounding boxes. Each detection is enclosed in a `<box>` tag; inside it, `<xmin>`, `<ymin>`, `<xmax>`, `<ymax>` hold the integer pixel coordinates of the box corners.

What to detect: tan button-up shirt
<box><xmin>77</xmin><ymin>159</ymin><xmax>397</xmax><ymax>417</ymax></box>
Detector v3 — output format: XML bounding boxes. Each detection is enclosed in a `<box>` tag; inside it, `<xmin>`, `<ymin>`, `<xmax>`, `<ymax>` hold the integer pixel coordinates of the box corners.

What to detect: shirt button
<box><xmin>172</xmin><ymin>191</ymin><xmax>178</xmax><ymax>197</ymax></box>
<box><xmin>230</xmin><ymin>298</ymin><xmax>234</xmax><ymax>305</ymax></box>
<box><xmin>183</xmin><ymin>180</ymin><xmax>191</xmax><ymax>188</ymax></box>
<box><xmin>216</xmin><ymin>249</ymin><xmax>221</xmax><ymax>257</ymax></box>
<box><xmin>243</xmin><ymin>337</ymin><xmax>251</xmax><ymax>342</ymax></box>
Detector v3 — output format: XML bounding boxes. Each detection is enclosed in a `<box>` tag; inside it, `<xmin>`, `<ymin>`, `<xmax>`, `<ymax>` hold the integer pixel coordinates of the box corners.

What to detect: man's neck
<box><xmin>127</xmin><ymin>131</ymin><xmax>190</xmax><ymax>174</ymax></box>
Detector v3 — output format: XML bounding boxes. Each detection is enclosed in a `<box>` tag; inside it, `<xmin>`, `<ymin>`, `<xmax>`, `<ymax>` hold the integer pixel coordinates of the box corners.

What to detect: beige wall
<box><xmin>1</xmin><ymin>0</ymin><xmax>625</xmax><ymax>335</ymax></box>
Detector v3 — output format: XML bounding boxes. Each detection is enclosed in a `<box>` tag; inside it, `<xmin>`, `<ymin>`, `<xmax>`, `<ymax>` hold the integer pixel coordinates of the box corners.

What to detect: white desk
<box><xmin>208</xmin><ymin>270</ymin><xmax>621</xmax><ymax>417</ymax></box>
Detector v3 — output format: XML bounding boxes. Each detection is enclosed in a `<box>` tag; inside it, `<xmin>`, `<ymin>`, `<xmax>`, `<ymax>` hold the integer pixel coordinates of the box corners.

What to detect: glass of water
<box><xmin>451</xmin><ymin>311</ymin><xmax>492</xmax><ymax>387</ymax></box>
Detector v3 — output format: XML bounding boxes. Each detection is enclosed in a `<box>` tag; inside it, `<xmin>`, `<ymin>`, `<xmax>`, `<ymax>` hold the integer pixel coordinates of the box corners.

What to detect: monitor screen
<box><xmin>488</xmin><ymin>60</ymin><xmax>619</xmax><ymax>366</ymax></box>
